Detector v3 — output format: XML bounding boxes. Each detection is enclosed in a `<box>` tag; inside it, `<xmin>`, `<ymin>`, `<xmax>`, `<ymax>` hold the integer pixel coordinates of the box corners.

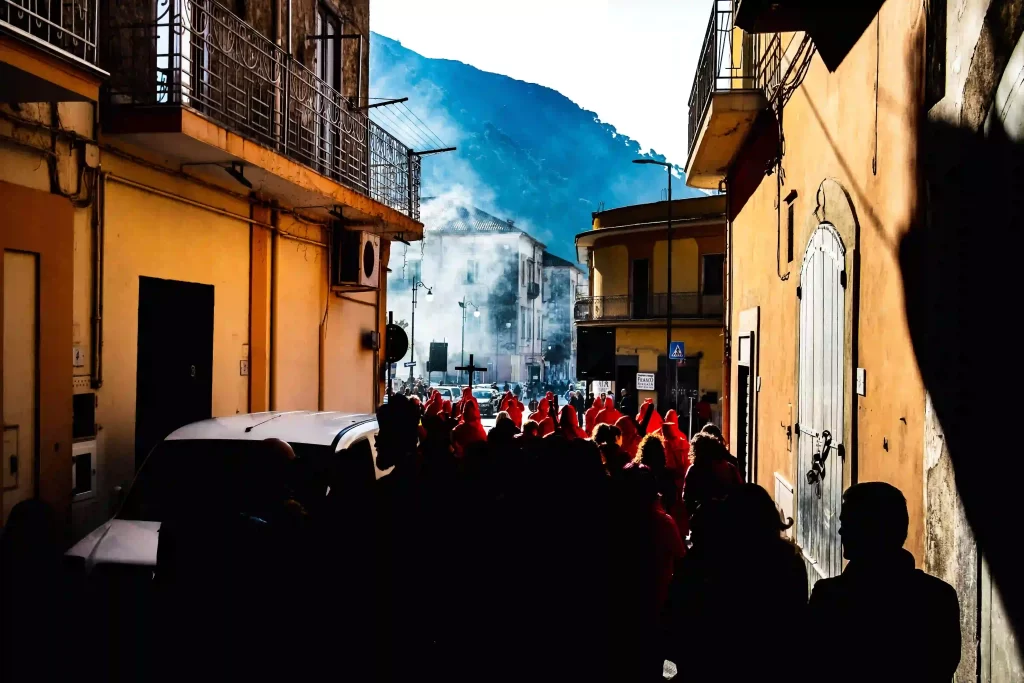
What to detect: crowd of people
<box><xmin>369</xmin><ymin>387</ymin><xmax>962</xmax><ymax>682</ymax></box>
<box><xmin>0</xmin><ymin>384</ymin><xmax>962</xmax><ymax>683</ymax></box>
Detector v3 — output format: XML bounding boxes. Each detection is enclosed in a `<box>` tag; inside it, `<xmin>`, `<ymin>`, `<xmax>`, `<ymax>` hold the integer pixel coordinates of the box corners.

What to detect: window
<box><xmin>409</xmin><ymin>260</ymin><xmax>422</xmax><ymax>284</ymax></box>
<box><xmin>466</xmin><ymin>260</ymin><xmax>479</xmax><ymax>284</ymax></box>
<box><xmin>521</xmin><ymin>260</ymin><xmax>526</xmax><ymax>285</ymax></box>
<box><xmin>521</xmin><ymin>306</ymin><xmax>526</xmax><ymax>340</ymax></box>
<box><xmin>702</xmin><ymin>254</ymin><xmax>725</xmax><ymax>296</ymax></box>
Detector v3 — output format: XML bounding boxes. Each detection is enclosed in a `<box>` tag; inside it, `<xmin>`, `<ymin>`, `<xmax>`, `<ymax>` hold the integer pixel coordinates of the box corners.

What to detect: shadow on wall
<box><xmin>899</xmin><ymin>0</ymin><xmax>1024</xmax><ymax>654</ymax></box>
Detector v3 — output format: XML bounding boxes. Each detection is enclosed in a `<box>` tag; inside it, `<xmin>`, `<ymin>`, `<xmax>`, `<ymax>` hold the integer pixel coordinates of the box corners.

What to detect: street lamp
<box><xmin>410</xmin><ymin>281</ymin><xmax>433</xmax><ymax>380</ymax></box>
<box><xmin>633</xmin><ymin>158</ymin><xmax>673</xmax><ymax>410</ymax></box>
<box><xmin>458</xmin><ymin>298</ymin><xmax>480</xmax><ymax>385</ymax></box>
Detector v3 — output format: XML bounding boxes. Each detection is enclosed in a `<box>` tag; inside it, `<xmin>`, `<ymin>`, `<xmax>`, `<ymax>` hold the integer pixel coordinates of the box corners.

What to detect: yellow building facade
<box><xmin>1</xmin><ymin>0</ymin><xmax>422</xmax><ymax>540</ymax></box>
<box><xmin>575</xmin><ymin>195</ymin><xmax>726</xmax><ymax>432</ymax></box>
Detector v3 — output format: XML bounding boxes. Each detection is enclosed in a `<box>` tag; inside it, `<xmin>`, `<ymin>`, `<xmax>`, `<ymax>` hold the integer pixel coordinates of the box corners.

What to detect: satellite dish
<box><xmin>385</xmin><ymin>324</ymin><xmax>409</xmax><ymax>364</ymax></box>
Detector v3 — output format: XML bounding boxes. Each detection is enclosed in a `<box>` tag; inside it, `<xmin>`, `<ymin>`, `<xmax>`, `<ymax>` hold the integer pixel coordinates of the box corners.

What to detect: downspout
<box><xmin>287</xmin><ymin>0</ymin><xmax>292</xmax><ymax>56</ymax></box>
<box><xmin>90</xmin><ymin>171</ymin><xmax>105</xmax><ymax>389</ymax></box>
<box><xmin>722</xmin><ymin>177</ymin><xmax>732</xmax><ymax>443</ymax></box>
<box><xmin>269</xmin><ymin>207</ymin><xmax>279</xmax><ymax>410</ymax></box>
<box><xmin>318</xmin><ymin>226</ymin><xmax>329</xmax><ymax>411</ymax></box>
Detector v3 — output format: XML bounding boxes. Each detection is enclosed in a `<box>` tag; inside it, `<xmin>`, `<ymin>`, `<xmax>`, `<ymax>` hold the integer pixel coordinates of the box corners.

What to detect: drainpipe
<box><xmin>90</xmin><ymin>171</ymin><xmax>106</xmax><ymax>389</ymax></box>
<box><xmin>318</xmin><ymin>226</ymin><xmax>328</xmax><ymax>411</ymax></box>
<box><xmin>722</xmin><ymin>177</ymin><xmax>732</xmax><ymax>442</ymax></box>
<box><xmin>287</xmin><ymin>0</ymin><xmax>292</xmax><ymax>56</ymax></box>
<box><xmin>269</xmin><ymin>207</ymin><xmax>279</xmax><ymax>410</ymax></box>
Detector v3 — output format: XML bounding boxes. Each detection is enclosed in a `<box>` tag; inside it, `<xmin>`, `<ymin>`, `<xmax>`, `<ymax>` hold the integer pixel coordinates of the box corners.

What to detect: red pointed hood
<box><xmin>604</xmin><ymin>396</ymin><xmax>615</xmax><ymax>411</ymax></box>
<box><xmin>442</xmin><ymin>399</ymin><xmax>452</xmax><ymax>417</ymax></box>
<box><xmin>461</xmin><ymin>398</ymin><xmax>481</xmax><ymax>423</ymax></box>
<box><xmin>591</xmin><ymin>397</ymin><xmax>603</xmax><ymax>410</ymax></box>
<box><xmin>637</xmin><ymin>399</ymin><xmax>663</xmax><ymax>434</ymax></box>
<box><xmin>615</xmin><ymin>415</ymin><xmax>639</xmax><ymax>455</ymax></box>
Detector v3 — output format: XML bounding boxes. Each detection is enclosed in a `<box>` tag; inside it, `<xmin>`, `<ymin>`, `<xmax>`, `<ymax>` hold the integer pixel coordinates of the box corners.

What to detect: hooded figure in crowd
<box><xmin>615</xmin><ymin>415</ymin><xmax>642</xmax><ymax>460</ymax></box>
<box><xmin>501</xmin><ymin>392</ymin><xmax>524</xmax><ymax>428</ymax></box>
<box><xmin>557</xmin><ymin>405</ymin><xmax>588</xmax><ymax>441</ymax></box>
<box><xmin>595</xmin><ymin>396</ymin><xmax>622</xmax><ymax>427</ymax></box>
<box><xmin>528</xmin><ymin>398</ymin><xmax>555</xmax><ymax>436</ymax></box>
<box><xmin>584</xmin><ymin>396</ymin><xmax>604</xmax><ymax>435</ymax></box>
<box><xmin>452</xmin><ymin>393</ymin><xmax>487</xmax><ymax>458</ymax></box>
<box><xmin>637</xmin><ymin>399</ymin><xmax>663</xmax><ymax>435</ymax></box>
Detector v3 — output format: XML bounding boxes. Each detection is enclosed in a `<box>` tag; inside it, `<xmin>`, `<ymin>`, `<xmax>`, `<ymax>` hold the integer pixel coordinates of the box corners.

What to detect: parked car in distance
<box><xmin>433</xmin><ymin>386</ymin><xmax>459</xmax><ymax>402</ymax></box>
<box><xmin>472</xmin><ymin>388</ymin><xmax>499</xmax><ymax>417</ymax></box>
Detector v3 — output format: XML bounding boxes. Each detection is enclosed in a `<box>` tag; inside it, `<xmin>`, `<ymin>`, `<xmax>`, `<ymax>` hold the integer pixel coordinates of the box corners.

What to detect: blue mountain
<box><xmin>370</xmin><ymin>32</ymin><xmax>703</xmax><ymax>261</ymax></box>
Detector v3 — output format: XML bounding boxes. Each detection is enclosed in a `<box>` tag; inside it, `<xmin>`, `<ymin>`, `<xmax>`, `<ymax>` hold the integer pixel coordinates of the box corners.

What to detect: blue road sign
<box><xmin>669</xmin><ymin>341</ymin><xmax>686</xmax><ymax>360</ymax></box>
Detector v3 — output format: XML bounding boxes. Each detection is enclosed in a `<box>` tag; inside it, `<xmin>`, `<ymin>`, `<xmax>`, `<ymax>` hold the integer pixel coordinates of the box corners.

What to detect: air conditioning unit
<box><xmin>334</xmin><ymin>229</ymin><xmax>380</xmax><ymax>289</ymax></box>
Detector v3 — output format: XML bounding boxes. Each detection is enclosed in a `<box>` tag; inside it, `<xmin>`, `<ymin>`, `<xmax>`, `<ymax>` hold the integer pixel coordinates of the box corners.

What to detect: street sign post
<box><xmin>669</xmin><ymin>341</ymin><xmax>686</xmax><ymax>361</ymax></box>
<box><xmin>636</xmin><ymin>372</ymin><xmax>656</xmax><ymax>391</ymax></box>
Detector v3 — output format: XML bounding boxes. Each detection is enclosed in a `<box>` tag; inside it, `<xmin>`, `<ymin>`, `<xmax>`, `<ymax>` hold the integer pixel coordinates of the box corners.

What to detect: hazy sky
<box><xmin>371</xmin><ymin>0</ymin><xmax>709</xmax><ymax>166</ymax></box>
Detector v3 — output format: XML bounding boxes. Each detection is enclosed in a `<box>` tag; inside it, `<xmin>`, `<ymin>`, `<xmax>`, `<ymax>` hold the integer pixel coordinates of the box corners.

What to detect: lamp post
<box><xmin>633</xmin><ymin>159</ymin><xmax>673</xmax><ymax>410</ymax></box>
<box><xmin>410</xmin><ymin>281</ymin><xmax>433</xmax><ymax>380</ymax></box>
<box><xmin>458</xmin><ymin>297</ymin><xmax>480</xmax><ymax>385</ymax></box>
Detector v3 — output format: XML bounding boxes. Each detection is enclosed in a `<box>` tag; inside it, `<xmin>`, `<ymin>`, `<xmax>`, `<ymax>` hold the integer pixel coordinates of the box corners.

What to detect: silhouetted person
<box><xmin>807</xmin><ymin>482</ymin><xmax>961</xmax><ymax>682</ymax></box>
<box><xmin>666</xmin><ymin>484</ymin><xmax>806</xmax><ymax>682</ymax></box>
<box><xmin>618</xmin><ymin>386</ymin><xmax>637</xmax><ymax>417</ymax></box>
<box><xmin>1</xmin><ymin>500</ymin><xmax>66</xmax><ymax>682</ymax></box>
<box><xmin>682</xmin><ymin>433</ymin><xmax>741</xmax><ymax>519</ymax></box>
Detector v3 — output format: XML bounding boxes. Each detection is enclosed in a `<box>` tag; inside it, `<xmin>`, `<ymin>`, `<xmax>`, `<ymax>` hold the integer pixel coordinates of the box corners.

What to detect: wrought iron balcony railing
<box><xmin>687</xmin><ymin>0</ymin><xmax>781</xmax><ymax>153</ymax></box>
<box><xmin>527</xmin><ymin>282</ymin><xmax>540</xmax><ymax>299</ymax></box>
<box><xmin>1</xmin><ymin>0</ymin><xmax>98</xmax><ymax>64</ymax></box>
<box><xmin>574</xmin><ymin>293</ymin><xmax>723</xmax><ymax>323</ymax></box>
<box><xmin>105</xmin><ymin>0</ymin><xmax>420</xmax><ymax>219</ymax></box>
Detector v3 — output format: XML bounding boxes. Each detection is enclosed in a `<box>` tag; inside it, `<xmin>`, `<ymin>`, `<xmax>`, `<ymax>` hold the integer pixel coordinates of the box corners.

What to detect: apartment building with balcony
<box><xmin>686</xmin><ymin>0</ymin><xmax>1023</xmax><ymax>677</ymax></box>
<box><xmin>574</xmin><ymin>195</ymin><xmax>726</xmax><ymax>425</ymax></box>
<box><xmin>1</xmin><ymin>0</ymin><xmax>426</xmax><ymax>540</ymax></box>
<box><xmin>541</xmin><ymin>252</ymin><xmax>584</xmax><ymax>384</ymax></box>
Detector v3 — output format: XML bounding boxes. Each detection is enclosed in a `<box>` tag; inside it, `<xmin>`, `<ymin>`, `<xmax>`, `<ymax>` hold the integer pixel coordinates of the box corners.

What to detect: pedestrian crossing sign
<box><xmin>669</xmin><ymin>341</ymin><xmax>685</xmax><ymax>360</ymax></box>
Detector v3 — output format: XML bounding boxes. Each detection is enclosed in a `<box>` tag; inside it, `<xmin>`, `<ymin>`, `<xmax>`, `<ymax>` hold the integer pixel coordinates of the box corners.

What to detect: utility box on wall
<box><xmin>334</xmin><ymin>229</ymin><xmax>381</xmax><ymax>289</ymax></box>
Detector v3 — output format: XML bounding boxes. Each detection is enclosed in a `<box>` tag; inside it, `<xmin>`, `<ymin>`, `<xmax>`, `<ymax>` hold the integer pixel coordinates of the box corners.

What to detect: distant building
<box><xmin>542</xmin><ymin>252</ymin><xmax>586</xmax><ymax>383</ymax></box>
<box><xmin>389</xmin><ymin>200</ymin><xmax>577</xmax><ymax>387</ymax></box>
<box><xmin>574</xmin><ymin>195</ymin><xmax>726</xmax><ymax>427</ymax></box>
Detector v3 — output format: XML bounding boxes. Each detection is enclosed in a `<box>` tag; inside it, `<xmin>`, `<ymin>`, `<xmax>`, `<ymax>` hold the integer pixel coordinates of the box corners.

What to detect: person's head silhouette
<box><xmin>839</xmin><ymin>482</ymin><xmax>909</xmax><ymax>561</ymax></box>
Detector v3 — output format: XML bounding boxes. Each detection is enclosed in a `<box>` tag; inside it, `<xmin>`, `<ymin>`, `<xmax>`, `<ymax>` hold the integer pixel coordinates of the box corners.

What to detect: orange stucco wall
<box><xmin>725</xmin><ymin>4</ymin><xmax>927</xmax><ymax>561</ymax></box>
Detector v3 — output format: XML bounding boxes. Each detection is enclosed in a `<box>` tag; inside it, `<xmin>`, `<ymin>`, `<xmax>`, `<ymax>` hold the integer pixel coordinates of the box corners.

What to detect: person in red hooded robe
<box><xmin>636</xmin><ymin>398</ymin><xmax>663</xmax><ymax>435</ymax></box>
<box><xmin>452</xmin><ymin>387</ymin><xmax>486</xmax><ymax>458</ymax></box>
<box><xmin>528</xmin><ymin>398</ymin><xmax>555</xmax><ymax>437</ymax></box>
<box><xmin>557</xmin><ymin>405</ymin><xmax>588</xmax><ymax>441</ymax></box>
<box><xmin>584</xmin><ymin>396</ymin><xmax>604</xmax><ymax>436</ymax></box>
<box><xmin>500</xmin><ymin>391</ymin><xmax>524</xmax><ymax>428</ymax></box>
<box><xmin>595</xmin><ymin>395</ymin><xmax>622</xmax><ymax>427</ymax></box>
<box><xmin>615</xmin><ymin>415</ymin><xmax>641</xmax><ymax>460</ymax></box>
<box><xmin>658</xmin><ymin>414</ymin><xmax>691</xmax><ymax>488</ymax></box>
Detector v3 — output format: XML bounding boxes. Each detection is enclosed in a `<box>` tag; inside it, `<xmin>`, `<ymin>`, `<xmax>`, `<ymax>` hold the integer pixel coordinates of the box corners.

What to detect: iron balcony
<box><xmin>104</xmin><ymin>0</ymin><xmax>420</xmax><ymax>219</ymax></box>
<box><xmin>574</xmin><ymin>293</ymin><xmax>724</xmax><ymax>323</ymax></box>
<box><xmin>1</xmin><ymin>0</ymin><xmax>99</xmax><ymax>65</ymax></box>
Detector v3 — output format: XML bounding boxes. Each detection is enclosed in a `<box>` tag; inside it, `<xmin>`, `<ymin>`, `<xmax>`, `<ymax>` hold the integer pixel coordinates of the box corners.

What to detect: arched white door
<box><xmin>797</xmin><ymin>223</ymin><xmax>846</xmax><ymax>580</ymax></box>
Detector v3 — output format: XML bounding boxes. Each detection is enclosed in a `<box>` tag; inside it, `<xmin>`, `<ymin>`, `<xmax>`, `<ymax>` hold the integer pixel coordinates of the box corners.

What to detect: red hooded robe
<box><xmin>584</xmin><ymin>397</ymin><xmax>603</xmax><ymax>436</ymax></box>
<box><xmin>636</xmin><ymin>399</ymin><xmax>663</xmax><ymax>435</ymax></box>
<box><xmin>557</xmin><ymin>405</ymin><xmax>588</xmax><ymax>440</ymax></box>
<box><xmin>595</xmin><ymin>396</ymin><xmax>622</xmax><ymax>427</ymax></box>
<box><xmin>615</xmin><ymin>415</ymin><xmax>641</xmax><ymax>460</ymax></box>
<box><xmin>452</xmin><ymin>387</ymin><xmax>486</xmax><ymax>457</ymax></box>
<box><xmin>528</xmin><ymin>398</ymin><xmax>555</xmax><ymax>437</ymax></box>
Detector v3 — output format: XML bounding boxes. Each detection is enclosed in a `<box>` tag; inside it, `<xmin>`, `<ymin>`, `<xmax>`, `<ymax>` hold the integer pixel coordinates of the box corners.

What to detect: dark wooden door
<box><xmin>135</xmin><ymin>277</ymin><xmax>214</xmax><ymax>469</ymax></box>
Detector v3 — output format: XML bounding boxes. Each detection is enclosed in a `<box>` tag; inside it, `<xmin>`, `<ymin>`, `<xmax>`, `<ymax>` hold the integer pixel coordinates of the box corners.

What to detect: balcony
<box><xmin>103</xmin><ymin>0</ymin><xmax>421</xmax><ymax>224</ymax></box>
<box><xmin>684</xmin><ymin>0</ymin><xmax>780</xmax><ymax>189</ymax></box>
<box><xmin>1</xmin><ymin>0</ymin><xmax>106</xmax><ymax>102</ymax></box>
<box><xmin>527</xmin><ymin>282</ymin><xmax>540</xmax><ymax>299</ymax></box>
<box><xmin>574</xmin><ymin>294</ymin><xmax>723</xmax><ymax>323</ymax></box>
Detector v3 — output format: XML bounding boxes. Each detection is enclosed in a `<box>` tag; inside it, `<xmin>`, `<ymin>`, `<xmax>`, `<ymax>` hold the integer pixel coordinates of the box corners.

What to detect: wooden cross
<box><xmin>455</xmin><ymin>353</ymin><xmax>486</xmax><ymax>386</ymax></box>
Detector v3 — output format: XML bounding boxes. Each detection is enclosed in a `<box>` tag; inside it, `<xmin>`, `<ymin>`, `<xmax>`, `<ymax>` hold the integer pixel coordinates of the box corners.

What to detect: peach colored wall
<box><xmin>727</xmin><ymin>3</ymin><xmax>926</xmax><ymax>561</ymax></box>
